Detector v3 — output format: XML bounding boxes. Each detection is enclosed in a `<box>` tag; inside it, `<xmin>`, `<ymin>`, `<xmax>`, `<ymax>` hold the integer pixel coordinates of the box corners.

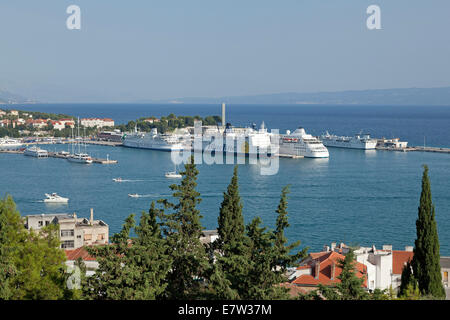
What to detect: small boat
<box><xmin>128</xmin><ymin>193</ymin><xmax>140</xmax><ymax>198</ymax></box>
<box><xmin>113</xmin><ymin>177</ymin><xmax>123</xmax><ymax>182</ymax></box>
<box><xmin>165</xmin><ymin>171</ymin><xmax>182</xmax><ymax>178</ymax></box>
<box><xmin>165</xmin><ymin>165</ymin><xmax>182</xmax><ymax>178</ymax></box>
<box><xmin>44</xmin><ymin>193</ymin><xmax>69</xmax><ymax>203</ymax></box>
<box><xmin>67</xmin><ymin>153</ymin><xmax>93</xmax><ymax>164</ymax></box>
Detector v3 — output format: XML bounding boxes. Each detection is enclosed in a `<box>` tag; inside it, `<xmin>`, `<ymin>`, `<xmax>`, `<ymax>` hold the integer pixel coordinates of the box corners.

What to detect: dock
<box><xmin>0</xmin><ymin>150</ymin><xmax>118</xmax><ymax>164</ymax></box>
<box><xmin>376</xmin><ymin>146</ymin><xmax>450</xmax><ymax>154</ymax></box>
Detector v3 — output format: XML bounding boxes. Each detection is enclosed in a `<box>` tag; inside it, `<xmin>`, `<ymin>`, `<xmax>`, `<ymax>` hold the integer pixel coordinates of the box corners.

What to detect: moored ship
<box><xmin>24</xmin><ymin>146</ymin><xmax>49</xmax><ymax>158</ymax></box>
<box><xmin>0</xmin><ymin>137</ymin><xmax>22</xmax><ymax>150</ymax></box>
<box><xmin>272</xmin><ymin>127</ymin><xmax>329</xmax><ymax>158</ymax></box>
<box><xmin>320</xmin><ymin>131</ymin><xmax>377</xmax><ymax>150</ymax></box>
<box><xmin>123</xmin><ymin>128</ymin><xmax>185</xmax><ymax>151</ymax></box>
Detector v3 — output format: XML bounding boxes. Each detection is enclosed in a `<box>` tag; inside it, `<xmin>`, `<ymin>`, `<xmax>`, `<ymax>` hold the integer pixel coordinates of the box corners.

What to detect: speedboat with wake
<box><xmin>128</xmin><ymin>193</ymin><xmax>140</xmax><ymax>198</ymax></box>
<box><xmin>44</xmin><ymin>193</ymin><xmax>69</xmax><ymax>203</ymax></box>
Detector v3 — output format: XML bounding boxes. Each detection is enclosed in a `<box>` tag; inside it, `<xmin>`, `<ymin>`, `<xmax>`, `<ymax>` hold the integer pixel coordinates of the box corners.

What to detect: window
<box><xmin>84</xmin><ymin>234</ymin><xmax>92</xmax><ymax>241</ymax></box>
<box><xmin>38</xmin><ymin>221</ymin><xmax>43</xmax><ymax>227</ymax></box>
<box><xmin>444</xmin><ymin>271</ymin><xmax>448</xmax><ymax>282</ymax></box>
<box><xmin>61</xmin><ymin>229</ymin><xmax>75</xmax><ymax>237</ymax></box>
<box><xmin>97</xmin><ymin>234</ymin><xmax>105</xmax><ymax>241</ymax></box>
<box><xmin>45</xmin><ymin>221</ymin><xmax>50</xmax><ymax>226</ymax></box>
<box><xmin>61</xmin><ymin>240</ymin><xmax>74</xmax><ymax>249</ymax></box>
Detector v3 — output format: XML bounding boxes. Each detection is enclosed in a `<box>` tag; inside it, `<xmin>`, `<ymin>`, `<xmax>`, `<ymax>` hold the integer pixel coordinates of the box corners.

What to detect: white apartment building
<box><xmin>81</xmin><ymin>118</ymin><xmax>115</xmax><ymax>128</ymax></box>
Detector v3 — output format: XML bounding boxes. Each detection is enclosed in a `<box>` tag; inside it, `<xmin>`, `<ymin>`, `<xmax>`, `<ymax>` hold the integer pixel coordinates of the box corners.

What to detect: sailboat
<box><xmin>165</xmin><ymin>164</ymin><xmax>182</xmax><ymax>178</ymax></box>
<box><xmin>67</xmin><ymin>118</ymin><xmax>93</xmax><ymax>164</ymax></box>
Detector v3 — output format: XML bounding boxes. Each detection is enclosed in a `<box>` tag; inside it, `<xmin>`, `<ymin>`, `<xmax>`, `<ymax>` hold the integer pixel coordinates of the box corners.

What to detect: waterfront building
<box><xmin>0</xmin><ymin>109</ymin><xmax>6</xmax><ymax>117</ymax></box>
<box><xmin>81</xmin><ymin>118</ymin><xmax>115</xmax><ymax>128</ymax></box>
<box><xmin>377</xmin><ymin>138</ymin><xmax>408</xmax><ymax>148</ymax></box>
<box><xmin>24</xmin><ymin>209</ymin><xmax>109</xmax><ymax>249</ymax></box>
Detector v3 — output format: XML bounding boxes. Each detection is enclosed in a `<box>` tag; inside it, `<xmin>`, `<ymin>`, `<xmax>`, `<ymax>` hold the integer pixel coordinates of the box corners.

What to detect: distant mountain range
<box><xmin>0</xmin><ymin>89</ymin><xmax>35</xmax><ymax>104</ymax></box>
<box><xmin>2</xmin><ymin>86</ymin><xmax>450</xmax><ymax>105</ymax></box>
<box><xmin>147</xmin><ymin>87</ymin><xmax>450</xmax><ymax>105</ymax></box>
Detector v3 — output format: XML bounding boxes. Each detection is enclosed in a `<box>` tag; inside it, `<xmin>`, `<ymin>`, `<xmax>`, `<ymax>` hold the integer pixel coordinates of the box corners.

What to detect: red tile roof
<box><xmin>65</xmin><ymin>247</ymin><xmax>96</xmax><ymax>261</ymax></box>
<box><xmin>293</xmin><ymin>251</ymin><xmax>367</xmax><ymax>287</ymax></box>
<box><xmin>392</xmin><ymin>250</ymin><xmax>414</xmax><ymax>275</ymax></box>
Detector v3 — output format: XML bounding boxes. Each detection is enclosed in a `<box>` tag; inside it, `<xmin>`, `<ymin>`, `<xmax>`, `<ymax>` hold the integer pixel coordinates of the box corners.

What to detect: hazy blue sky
<box><xmin>1</xmin><ymin>0</ymin><xmax>450</xmax><ymax>102</ymax></box>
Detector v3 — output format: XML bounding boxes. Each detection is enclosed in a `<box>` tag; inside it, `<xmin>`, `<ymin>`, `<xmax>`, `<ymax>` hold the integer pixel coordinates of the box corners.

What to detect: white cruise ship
<box><xmin>196</xmin><ymin>122</ymin><xmax>274</xmax><ymax>156</ymax></box>
<box><xmin>24</xmin><ymin>146</ymin><xmax>48</xmax><ymax>158</ymax></box>
<box><xmin>320</xmin><ymin>131</ymin><xmax>377</xmax><ymax>150</ymax></box>
<box><xmin>272</xmin><ymin>127</ymin><xmax>329</xmax><ymax>158</ymax></box>
<box><xmin>0</xmin><ymin>137</ymin><xmax>22</xmax><ymax>150</ymax></box>
<box><xmin>123</xmin><ymin>128</ymin><xmax>185</xmax><ymax>151</ymax></box>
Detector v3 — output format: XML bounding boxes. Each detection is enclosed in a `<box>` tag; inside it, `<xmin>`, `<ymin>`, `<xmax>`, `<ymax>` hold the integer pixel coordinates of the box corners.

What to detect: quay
<box><xmin>277</xmin><ymin>153</ymin><xmax>304</xmax><ymax>159</ymax></box>
<box><xmin>0</xmin><ymin>149</ymin><xmax>118</xmax><ymax>164</ymax></box>
<box><xmin>376</xmin><ymin>146</ymin><xmax>450</xmax><ymax>154</ymax></box>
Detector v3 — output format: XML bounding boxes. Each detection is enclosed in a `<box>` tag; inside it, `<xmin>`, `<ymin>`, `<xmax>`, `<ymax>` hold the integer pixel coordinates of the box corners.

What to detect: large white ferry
<box><xmin>272</xmin><ymin>127</ymin><xmax>329</xmax><ymax>158</ymax></box>
<box><xmin>123</xmin><ymin>128</ymin><xmax>185</xmax><ymax>151</ymax></box>
<box><xmin>196</xmin><ymin>122</ymin><xmax>274</xmax><ymax>156</ymax></box>
<box><xmin>0</xmin><ymin>137</ymin><xmax>22</xmax><ymax>150</ymax></box>
<box><xmin>24</xmin><ymin>146</ymin><xmax>49</xmax><ymax>158</ymax></box>
<box><xmin>320</xmin><ymin>131</ymin><xmax>377</xmax><ymax>150</ymax></box>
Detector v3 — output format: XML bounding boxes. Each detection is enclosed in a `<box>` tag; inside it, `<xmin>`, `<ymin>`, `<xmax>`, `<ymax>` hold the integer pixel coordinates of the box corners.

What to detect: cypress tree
<box><xmin>411</xmin><ymin>165</ymin><xmax>445</xmax><ymax>298</ymax></box>
<box><xmin>399</xmin><ymin>259</ymin><xmax>416</xmax><ymax>297</ymax></box>
<box><xmin>217</xmin><ymin>165</ymin><xmax>245</xmax><ymax>250</ymax></box>
<box><xmin>158</xmin><ymin>156</ymin><xmax>210</xmax><ymax>299</ymax></box>
<box><xmin>213</xmin><ymin>165</ymin><xmax>248</xmax><ymax>299</ymax></box>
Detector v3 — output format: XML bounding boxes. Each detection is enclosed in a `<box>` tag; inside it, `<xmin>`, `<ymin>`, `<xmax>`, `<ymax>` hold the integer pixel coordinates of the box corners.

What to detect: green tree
<box><xmin>85</xmin><ymin>204</ymin><xmax>171</xmax><ymax>300</ymax></box>
<box><xmin>212</xmin><ymin>165</ymin><xmax>248</xmax><ymax>299</ymax></box>
<box><xmin>319</xmin><ymin>249</ymin><xmax>368</xmax><ymax>300</ymax></box>
<box><xmin>272</xmin><ymin>185</ymin><xmax>307</xmax><ymax>273</ymax></box>
<box><xmin>411</xmin><ymin>165</ymin><xmax>446</xmax><ymax>299</ymax></box>
<box><xmin>0</xmin><ymin>196</ymin><xmax>68</xmax><ymax>300</ymax></box>
<box><xmin>398</xmin><ymin>259</ymin><xmax>417</xmax><ymax>298</ymax></box>
<box><xmin>158</xmin><ymin>156</ymin><xmax>210</xmax><ymax>299</ymax></box>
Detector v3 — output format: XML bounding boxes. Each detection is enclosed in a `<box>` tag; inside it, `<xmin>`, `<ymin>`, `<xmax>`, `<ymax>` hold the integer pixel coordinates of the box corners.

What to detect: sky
<box><xmin>1</xmin><ymin>0</ymin><xmax>450</xmax><ymax>102</ymax></box>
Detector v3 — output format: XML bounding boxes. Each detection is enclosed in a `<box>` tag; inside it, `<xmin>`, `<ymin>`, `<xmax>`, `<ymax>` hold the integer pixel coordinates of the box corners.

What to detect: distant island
<box><xmin>2</xmin><ymin>86</ymin><xmax>450</xmax><ymax>105</ymax></box>
<box><xmin>147</xmin><ymin>87</ymin><xmax>450</xmax><ymax>106</ymax></box>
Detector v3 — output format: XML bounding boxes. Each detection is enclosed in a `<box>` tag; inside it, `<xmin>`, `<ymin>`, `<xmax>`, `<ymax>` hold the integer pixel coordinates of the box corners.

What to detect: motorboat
<box><xmin>128</xmin><ymin>193</ymin><xmax>140</xmax><ymax>198</ymax></box>
<box><xmin>24</xmin><ymin>146</ymin><xmax>49</xmax><ymax>158</ymax></box>
<box><xmin>113</xmin><ymin>177</ymin><xmax>123</xmax><ymax>182</ymax></box>
<box><xmin>44</xmin><ymin>193</ymin><xmax>69</xmax><ymax>203</ymax></box>
<box><xmin>165</xmin><ymin>171</ymin><xmax>182</xmax><ymax>178</ymax></box>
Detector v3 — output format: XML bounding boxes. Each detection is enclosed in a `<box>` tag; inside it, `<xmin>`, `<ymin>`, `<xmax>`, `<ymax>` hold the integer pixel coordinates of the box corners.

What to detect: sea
<box><xmin>1</xmin><ymin>104</ymin><xmax>450</xmax><ymax>254</ymax></box>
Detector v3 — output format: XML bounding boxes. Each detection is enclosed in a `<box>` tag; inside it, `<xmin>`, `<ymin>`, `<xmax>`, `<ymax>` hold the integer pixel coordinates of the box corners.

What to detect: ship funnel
<box><xmin>221</xmin><ymin>103</ymin><xmax>226</xmax><ymax>127</ymax></box>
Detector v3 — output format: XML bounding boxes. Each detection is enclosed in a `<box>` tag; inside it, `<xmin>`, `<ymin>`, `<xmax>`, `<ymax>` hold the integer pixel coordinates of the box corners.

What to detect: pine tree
<box><xmin>0</xmin><ymin>196</ymin><xmax>67</xmax><ymax>300</ymax></box>
<box><xmin>85</xmin><ymin>204</ymin><xmax>171</xmax><ymax>300</ymax></box>
<box><xmin>272</xmin><ymin>185</ymin><xmax>307</xmax><ymax>273</ymax></box>
<box><xmin>411</xmin><ymin>165</ymin><xmax>446</xmax><ymax>299</ymax></box>
<box><xmin>158</xmin><ymin>156</ymin><xmax>210</xmax><ymax>299</ymax></box>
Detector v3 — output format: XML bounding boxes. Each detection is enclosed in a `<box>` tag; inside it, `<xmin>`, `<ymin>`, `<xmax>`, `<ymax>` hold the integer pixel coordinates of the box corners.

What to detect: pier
<box><xmin>375</xmin><ymin>146</ymin><xmax>450</xmax><ymax>154</ymax></box>
<box><xmin>0</xmin><ymin>149</ymin><xmax>118</xmax><ymax>164</ymax></box>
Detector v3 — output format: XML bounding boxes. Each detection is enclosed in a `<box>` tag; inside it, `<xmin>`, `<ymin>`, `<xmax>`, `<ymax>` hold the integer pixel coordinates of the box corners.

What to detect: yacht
<box><xmin>67</xmin><ymin>153</ymin><xmax>93</xmax><ymax>164</ymax></box>
<box><xmin>24</xmin><ymin>146</ymin><xmax>49</xmax><ymax>158</ymax></box>
<box><xmin>123</xmin><ymin>127</ymin><xmax>185</xmax><ymax>151</ymax></box>
<box><xmin>320</xmin><ymin>131</ymin><xmax>378</xmax><ymax>150</ymax></box>
<box><xmin>165</xmin><ymin>171</ymin><xmax>182</xmax><ymax>178</ymax></box>
<box><xmin>128</xmin><ymin>193</ymin><xmax>140</xmax><ymax>198</ymax></box>
<box><xmin>0</xmin><ymin>137</ymin><xmax>22</xmax><ymax>150</ymax></box>
<box><xmin>272</xmin><ymin>127</ymin><xmax>329</xmax><ymax>158</ymax></box>
<box><xmin>44</xmin><ymin>193</ymin><xmax>69</xmax><ymax>203</ymax></box>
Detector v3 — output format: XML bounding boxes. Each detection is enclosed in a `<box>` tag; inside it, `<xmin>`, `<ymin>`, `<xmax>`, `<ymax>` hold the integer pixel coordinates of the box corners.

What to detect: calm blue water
<box><xmin>1</xmin><ymin>104</ymin><xmax>450</xmax><ymax>254</ymax></box>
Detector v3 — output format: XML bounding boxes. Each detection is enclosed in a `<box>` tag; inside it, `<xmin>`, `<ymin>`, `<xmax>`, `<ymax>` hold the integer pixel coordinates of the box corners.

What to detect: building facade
<box><xmin>24</xmin><ymin>209</ymin><xmax>109</xmax><ymax>249</ymax></box>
